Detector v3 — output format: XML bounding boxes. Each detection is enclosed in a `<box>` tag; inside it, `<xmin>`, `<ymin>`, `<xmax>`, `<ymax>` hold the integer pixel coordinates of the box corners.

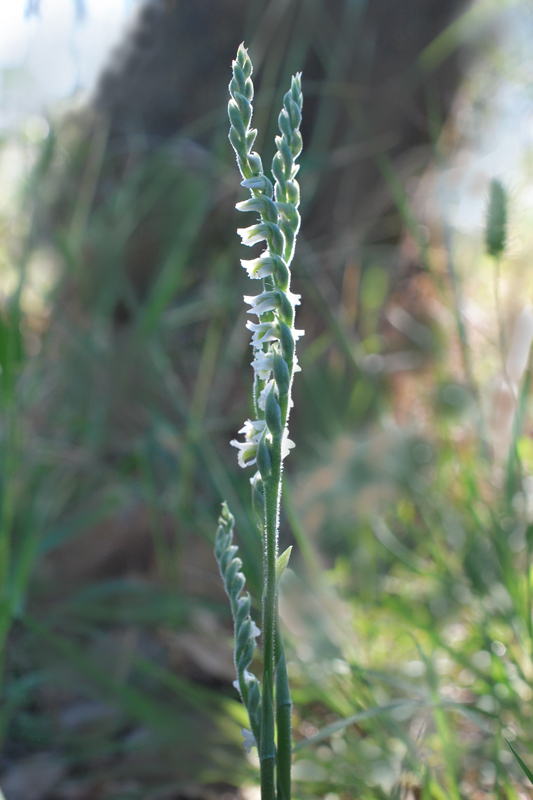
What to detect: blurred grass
<box><xmin>2</xmin><ymin>1</ymin><xmax>533</xmax><ymax>798</ymax></box>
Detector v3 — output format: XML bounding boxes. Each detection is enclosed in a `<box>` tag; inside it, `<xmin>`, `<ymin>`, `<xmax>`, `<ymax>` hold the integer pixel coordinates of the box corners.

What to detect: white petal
<box><xmin>258</xmin><ymin>380</ymin><xmax>275</xmax><ymax>411</ymax></box>
<box><xmin>238</xmin><ymin>418</ymin><xmax>266</xmax><ymax>442</ymax></box>
<box><xmin>241</xmin><ymin>257</ymin><xmax>275</xmax><ymax>279</ymax></box>
<box><xmin>282</xmin><ymin>434</ymin><xmax>296</xmax><ymax>459</ymax></box>
<box><xmin>246</xmin><ymin>320</ymin><xmax>279</xmax><ymax>347</ymax></box>
<box><xmin>287</xmin><ymin>291</ymin><xmax>301</xmax><ymax>307</ymax></box>
<box><xmin>252</xmin><ymin>352</ymin><xmax>274</xmax><ymax>380</ymax></box>
<box><xmin>237</xmin><ymin>224</ymin><xmax>269</xmax><ymax>247</ymax></box>
<box><xmin>244</xmin><ymin>291</ymin><xmax>279</xmax><ymax>316</ymax></box>
<box><xmin>230</xmin><ymin>438</ymin><xmax>257</xmax><ymax>468</ymax></box>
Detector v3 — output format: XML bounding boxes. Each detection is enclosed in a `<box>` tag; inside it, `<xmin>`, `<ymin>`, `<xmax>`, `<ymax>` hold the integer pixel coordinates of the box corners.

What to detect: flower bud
<box><xmin>247</xmin><ymin>152</ymin><xmax>263</xmax><ymax>174</ymax></box>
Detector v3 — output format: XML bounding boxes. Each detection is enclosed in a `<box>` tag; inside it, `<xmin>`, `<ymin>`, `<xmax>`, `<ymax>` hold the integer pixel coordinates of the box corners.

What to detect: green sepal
<box><xmin>277</xmin><ymin>138</ymin><xmax>294</xmax><ymax>175</ymax></box>
<box><xmin>265</xmin><ymin>388</ymin><xmax>282</xmax><ymax>437</ymax></box>
<box><xmin>273</xmin><ymin>353</ymin><xmax>290</xmax><ymax>395</ymax></box>
<box><xmin>232</xmin><ymin>63</ymin><xmax>246</xmax><ymax>91</ymax></box>
<box><xmin>248</xmin><ymin>152</ymin><xmax>263</xmax><ymax>175</ymax></box>
<box><xmin>277</xmin><ymin>289</ymin><xmax>294</xmax><ymax>325</ymax></box>
<box><xmin>274</xmin><ymin>258</ymin><xmax>290</xmax><ymax>291</ymax></box>
<box><xmin>266</xmin><ymin>222</ymin><xmax>285</xmax><ymax>255</ymax></box>
<box><xmin>284</xmin><ymin>180</ymin><xmax>299</xmax><ymax>205</ymax></box>
<box><xmin>256</xmin><ymin>430</ymin><xmax>272</xmax><ymax>479</ymax></box>
<box><xmin>229</xmin><ymin>127</ymin><xmax>248</xmax><ymax>166</ymax></box>
<box><xmin>276</xmin><ymin>202</ymin><xmax>299</xmax><ymax>226</ymax></box>
<box><xmin>246</xmin><ymin>128</ymin><xmax>258</xmax><ymax>152</ymax></box>
<box><xmin>233</xmin><ymin>91</ymin><xmax>252</xmax><ymax>127</ymax></box>
<box><xmin>289</xmin><ymin>129</ymin><xmax>303</xmax><ymax>158</ymax></box>
<box><xmin>278</xmin><ymin>108</ymin><xmax>292</xmax><ymax>140</ymax></box>
<box><xmin>287</xmin><ymin>96</ymin><xmax>301</xmax><ymax>129</ymax></box>
<box><xmin>251</xmin><ymin>472</ymin><xmax>265</xmax><ymax>531</ymax></box>
<box><xmin>235</xmin><ymin>593</ymin><xmax>251</xmax><ymax>628</ymax></box>
<box><xmin>279</xmin><ymin>321</ymin><xmax>295</xmax><ymax>365</ymax></box>
<box><xmin>228</xmin><ymin>99</ymin><xmax>246</xmax><ymax>139</ymax></box>
<box><xmin>247</xmin><ymin>675</ymin><xmax>262</xmax><ymax>743</ymax></box>
<box><xmin>272</xmin><ymin>152</ymin><xmax>285</xmax><ymax>186</ymax></box>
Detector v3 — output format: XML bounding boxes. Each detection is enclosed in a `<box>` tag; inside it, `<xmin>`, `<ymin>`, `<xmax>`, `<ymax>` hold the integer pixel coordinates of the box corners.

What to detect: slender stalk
<box><xmin>275</xmin><ymin>622</ymin><xmax>292</xmax><ymax>800</ymax></box>
<box><xmin>493</xmin><ymin>254</ymin><xmax>506</xmax><ymax>373</ymax></box>
<box><xmin>215</xmin><ymin>43</ymin><xmax>303</xmax><ymax>799</ymax></box>
<box><xmin>261</xmin><ymin>434</ymin><xmax>282</xmax><ymax>799</ymax></box>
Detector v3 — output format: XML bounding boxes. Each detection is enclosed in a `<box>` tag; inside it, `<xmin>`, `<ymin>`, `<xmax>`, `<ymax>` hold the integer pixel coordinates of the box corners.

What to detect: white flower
<box><xmin>237</xmin><ymin>224</ymin><xmax>270</xmax><ymax>247</ymax></box>
<box><xmin>282</xmin><ymin>432</ymin><xmax>295</xmax><ymax>459</ymax></box>
<box><xmin>239</xmin><ymin>418</ymin><xmax>266</xmax><ymax>442</ymax></box>
<box><xmin>244</xmin><ymin>291</ymin><xmax>279</xmax><ymax>316</ymax></box>
<box><xmin>258</xmin><ymin>380</ymin><xmax>275</xmax><ymax>411</ymax></box>
<box><xmin>240</xmin><ymin>256</ymin><xmax>276</xmax><ymax>280</ymax></box>
<box><xmin>286</xmin><ymin>290</ymin><xmax>301</xmax><ymax>309</ymax></box>
<box><xmin>230</xmin><ymin>439</ymin><xmax>258</xmax><ymax>468</ymax></box>
<box><xmin>252</xmin><ymin>351</ymin><xmax>274</xmax><ymax>380</ymax></box>
<box><xmin>241</xmin><ymin>175</ymin><xmax>272</xmax><ymax>192</ymax></box>
<box><xmin>235</xmin><ymin>197</ymin><xmax>267</xmax><ymax>213</ymax></box>
<box><xmin>230</xmin><ymin>419</ymin><xmax>267</xmax><ymax>468</ymax></box>
<box><xmin>246</xmin><ymin>320</ymin><xmax>279</xmax><ymax>347</ymax></box>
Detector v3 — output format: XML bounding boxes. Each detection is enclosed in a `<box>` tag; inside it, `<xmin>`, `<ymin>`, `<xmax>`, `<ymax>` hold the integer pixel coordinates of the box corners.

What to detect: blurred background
<box><xmin>3</xmin><ymin>1</ymin><xmax>533</xmax><ymax>798</ymax></box>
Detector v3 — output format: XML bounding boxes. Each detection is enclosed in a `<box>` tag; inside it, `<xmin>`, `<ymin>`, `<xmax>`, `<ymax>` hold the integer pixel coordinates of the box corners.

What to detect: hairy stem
<box><xmin>261</xmin><ymin>433</ymin><xmax>282</xmax><ymax>799</ymax></box>
<box><xmin>275</xmin><ymin>623</ymin><xmax>292</xmax><ymax>800</ymax></box>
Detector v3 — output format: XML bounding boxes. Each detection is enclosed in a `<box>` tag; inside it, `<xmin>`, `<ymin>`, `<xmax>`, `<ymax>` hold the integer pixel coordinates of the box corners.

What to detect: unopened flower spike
<box><xmin>216</xmin><ymin>43</ymin><xmax>303</xmax><ymax>800</ymax></box>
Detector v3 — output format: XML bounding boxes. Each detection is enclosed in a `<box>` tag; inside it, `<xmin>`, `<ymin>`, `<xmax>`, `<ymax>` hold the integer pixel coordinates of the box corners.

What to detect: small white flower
<box><xmin>230</xmin><ymin>419</ymin><xmax>267</xmax><ymax>468</ymax></box>
<box><xmin>237</xmin><ymin>224</ymin><xmax>270</xmax><ymax>247</ymax></box>
<box><xmin>241</xmin><ymin>175</ymin><xmax>271</xmax><ymax>192</ymax></box>
<box><xmin>258</xmin><ymin>380</ymin><xmax>275</xmax><ymax>411</ymax></box>
<box><xmin>282</xmin><ymin>432</ymin><xmax>295</xmax><ymax>459</ymax></box>
<box><xmin>240</xmin><ymin>256</ymin><xmax>276</xmax><ymax>280</ymax></box>
<box><xmin>244</xmin><ymin>291</ymin><xmax>279</xmax><ymax>316</ymax></box>
<box><xmin>235</xmin><ymin>197</ymin><xmax>267</xmax><ymax>213</ymax></box>
<box><xmin>252</xmin><ymin>351</ymin><xmax>274</xmax><ymax>380</ymax></box>
<box><xmin>230</xmin><ymin>439</ymin><xmax>258</xmax><ymax>468</ymax></box>
<box><xmin>246</xmin><ymin>320</ymin><xmax>279</xmax><ymax>347</ymax></box>
<box><xmin>239</xmin><ymin>418</ymin><xmax>266</xmax><ymax>442</ymax></box>
<box><xmin>286</xmin><ymin>290</ymin><xmax>301</xmax><ymax>309</ymax></box>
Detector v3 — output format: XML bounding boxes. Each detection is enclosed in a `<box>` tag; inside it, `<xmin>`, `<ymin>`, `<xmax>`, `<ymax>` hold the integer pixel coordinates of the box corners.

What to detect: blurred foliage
<box><xmin>2</xmin><ymin>1</ymin><xmax>533</xmax><ymax>799</ymax></box>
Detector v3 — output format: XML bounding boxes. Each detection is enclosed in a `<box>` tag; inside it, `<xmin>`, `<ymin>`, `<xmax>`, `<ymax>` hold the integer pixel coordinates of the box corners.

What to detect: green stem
<box><xmin>275</xmin><ymin>623</ymin><xmax>292</xmax><ymax>800</ymax></box>
<box><xmin>261</xmin><ymin>434</ymin><xmax>282</xmax><ymax>800</ymax></box>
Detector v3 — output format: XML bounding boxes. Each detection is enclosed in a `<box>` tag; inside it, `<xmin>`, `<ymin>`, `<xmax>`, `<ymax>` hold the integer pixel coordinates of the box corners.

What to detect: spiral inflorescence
<box><xmin>214</xmin><ymin>502</ymin><xmax>262</xmax><ymax>748</ymax></box>
<box><xmin>228</xmin><ymin>43</ymin><xmax>304</xmax><ymax>482</ymax></box>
